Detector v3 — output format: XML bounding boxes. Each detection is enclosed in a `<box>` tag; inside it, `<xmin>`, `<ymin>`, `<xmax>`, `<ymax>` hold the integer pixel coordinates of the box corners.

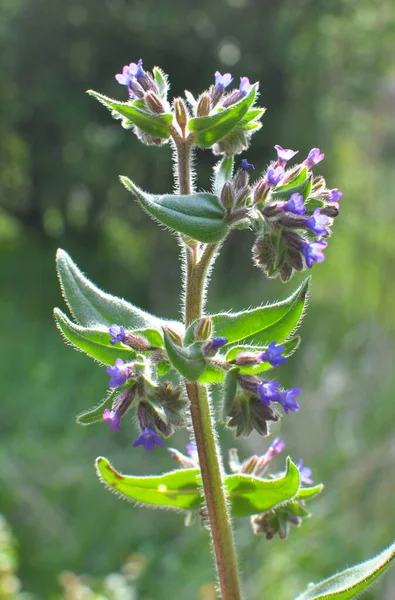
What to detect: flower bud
<box><xmin>279</xmin><ymin>215</ymin><xmax>306</xmax><ymax>229</ymax></box>
<box><xmin>129</xmin><ymin>79</ymin><xmax>145</xmax><ymax>98</ymax></box>
<box><xmin>163</xmin><ymin>327</ymin><xmax>183</xmax><ymax>345</ymax></box>
<box><xmin>196</xmin><ymin>94</ymin><xmax>211</xmax><ymax>117</ymax></box>
<box><xmin>124</xmin><ymin>333</ymin><xmax>152</xmax><ymax>351</ymax></box>
<box><xmin>240</xmin><ymin>455</ymin><xmax>259</xmax><ymax>474</ymax></box>
<box><xmin>174</xmin><ymin>97</ymin><xmax>188</xmax><ymax>133</ymax></box>
<box><xmin>220</xmin><ymin>182</ymin><xmax>236</xmax><ymax>211</ymax></box>
<box><xmin>320</xmin><ymin>204</ymin><xmax>340</xmax><ymax>217</ymax></box>
<box><xmin>112</xmin><ymin>386</ymin><xmax>137</xmax><ymax>417</ymax></box>
<box><xmin>253</xmin><ymin>180</ymin><xmax>268</xmax><ymax>203</ymax></box>
<box><xmin>144</xmin><ymin>92</ymin><xmax>166</xmax><ymax>114</ymax></box>
<box><xmin>194</xmin><ymin>316</ymin><xmax>212</xmax><ymax>341</ymax></box>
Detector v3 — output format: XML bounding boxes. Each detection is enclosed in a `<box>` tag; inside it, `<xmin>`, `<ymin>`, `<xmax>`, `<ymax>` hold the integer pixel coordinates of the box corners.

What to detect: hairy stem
<box><xmin>173</xmin><ymin>136</ymin><xmax>242</xmax><ymax>599</ymax></box>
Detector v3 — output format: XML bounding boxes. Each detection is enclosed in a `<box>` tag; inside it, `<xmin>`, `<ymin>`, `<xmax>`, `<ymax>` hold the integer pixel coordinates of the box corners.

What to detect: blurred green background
<box><xmin>1</xmin><ymin>0</ymin><xmax>395</xmax><ymax>598</ymax></box>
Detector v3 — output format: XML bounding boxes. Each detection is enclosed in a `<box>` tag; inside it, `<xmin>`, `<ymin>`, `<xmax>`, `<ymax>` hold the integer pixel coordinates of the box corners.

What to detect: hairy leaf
<box><xmin>188</xmin><ymin>85</ymin><xmax>258</xmax><ymax>148</ymax></box>
<box><xmin>295</xmin><ymin>540</ymin><xmax>395</xmax><ymax>599</ymax></box>
<box><xmin>77</xmin><ymin>391</ymin><xmax>117</xmax><ymax>426</ymax></box>
<box><xmin>121</xmin><ymin>177</ymin><xmax>228</xmax><ymax>243</ymax></box>
<box><xmin>213</xmin><ymin>156</ymin><xmax>234</xmax><ymax>197</ymax></box>
<box><xmin>296</xmin><ymin>484</ymin><xmax>324</xmax><ymax>501</ymax></box>
<box><xmin>272</xmin><ymin>167</ymin><xmax>312</xmax><ymax>201</ymax></box>
<box><xmin>225</xmin><ymin>337</ymin><xmax>300</xmax><ymax>375</ymax></box>
<box><xmin>163</xmin><ymin>328</ymin><xmax>206</xmax><ymax>382</ymax></box>
<box><xmin>87</xmin><ymin>90</ymin><xmax>173</xmax><ymax>139</ymax></box>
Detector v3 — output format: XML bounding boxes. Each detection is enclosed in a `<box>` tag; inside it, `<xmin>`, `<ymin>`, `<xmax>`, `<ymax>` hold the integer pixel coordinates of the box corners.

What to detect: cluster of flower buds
<box><xmin>103</xmin><ymin>324</ymin><xmax>188</xmax><ymax>450</ymax></box>
<box><xmin>223</xmin><ymin>342</ymin><xmax>302</xmax><ymax>437</ymax></box>
<box><xmin>219</xmin><ymin>160</ymin><xmax>254</xmax><ymax>221</ymax></box>
<box><xmin>115</xmin><ymin>59</ymin><xmax>170</xmax><ymax>145</ymax></box>
<box><xmin>247</xmin><ymin>146</ymin><xmax>342</xmax><ymax>281</ymax></box>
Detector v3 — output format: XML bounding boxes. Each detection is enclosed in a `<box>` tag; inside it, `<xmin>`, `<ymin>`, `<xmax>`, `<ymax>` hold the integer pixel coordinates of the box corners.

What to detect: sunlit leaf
<box><xmin>77</xmin><ymin>391</ymin><xmax>117</xmax><ymax>426</ymax></box>
<box><xmin>163</xmin><ymin>328</ymin><xmax>206</xmax><ymax>382</ymax></box>
<box><xmin>295</xmin><ymin>484</ymin><xmax>324</xmax><ymax>501</ymax></box>
<box><xmin>213</xmin><ymin>156</ymin><xmax>234</xmax><ymax>197</ymax></box>
<box><xmin>294</xmin><ymin>540</ymin><xmax>395</xmax><ymax>599</ymax></box>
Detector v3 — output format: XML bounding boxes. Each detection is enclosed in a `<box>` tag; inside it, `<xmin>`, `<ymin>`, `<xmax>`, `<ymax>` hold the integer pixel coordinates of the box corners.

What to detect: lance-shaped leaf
<box><xmin>294</xmin><ymin>540</ymin><xmax>395</xmax><ymax>600</ymax></box>
<box><xmin>225</xmin><ymin>458</ymin><xmax>300</xmax><ymax>517</ymax></box>
<box><xmin>96</xmin><ymin>458</ymin><xmax>202</xmax><ymax>511</ymax></box>
<box><xmin>225</xmin><ymin>337</ymin><xmax>300</xmax><ymax>375</ymax></box>
<box><xmin>121</xmin><ymin>177</ymin><xmax>228</xmax><ymax>243</ymax></box>
<box><xmin>54</xmin><ymin>308</ymin><xmax>136</xmax><ymax>365</ymax></box>
<box><xmin>184</xmin><ymin>277</ymin><xmax>310</xmax><ymax>346</ymax></box>
<box><xmin>77</xmin><ymin>391</ymin><xmax>117</xmax><ymax>426</ymax></box>
<box><xmin>87</xmin><ymin>90</ymin><xmax>173</xmax><ymax>139</ymax></box>
<box><xmin>212</xmin><ymin>156</ymin><xmax>234</xmax><ymax>197</ymax></box>
<box><xmin>188</xmin><ymin>84</ymin><xmax>258</xmax><ymax>148</ymax></box>
<box><xmin>163</xmin><ymin>328</ymin><xmax>206</xmax><ymax>382</ymax></box>
<box><xmin>272</xmin><ymin>167</ymin><xmax>312</xmax><ymax>202</ymax></box>
<box><xmin>56</xmin><ymin>249</ymin><xmax>181</xmax><ymax>332</ymax></box>
<box><xmin>152</xmin><ymin>66</ymin><xmax>169</xmax><ymax>98</ymax></box>
<box><xmin>222</xmin><ymin>367</ymin><xmax>240</xmax><ymax>421</ymax></box>
<box><xmin>296</xmin><ymin>484</ymin><xmax>324</xmax><ymax>501</ymax></box>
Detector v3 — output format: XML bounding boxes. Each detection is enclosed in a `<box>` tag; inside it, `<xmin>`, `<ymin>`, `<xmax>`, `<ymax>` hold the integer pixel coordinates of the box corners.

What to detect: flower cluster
<box><xmin>249</xmin><ymin>145</ymin><xmax>342</xmax><ymax>281</ymax></box>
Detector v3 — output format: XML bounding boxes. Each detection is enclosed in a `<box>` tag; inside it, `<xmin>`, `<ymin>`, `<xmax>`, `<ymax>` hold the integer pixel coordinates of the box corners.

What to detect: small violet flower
<box><xmin>239</xmin><ymin>77</ymin><xmax>254</xmax><ymax>96</ymax></box>
<box><xmin>133</xmin><ymin>427</ymin><xmax>164</xmax><ymax>451</ymax></box>
<box><xmin>115</xmin><ymin>59</ymin><xmax>144</xmax><ymax>86</ymax></box>
<box><xmin>215</xmin><ymin>71</ymin><xmax>233</xmax><ymax>89</ymax></box>
<box><xmin>266</xmin><ymin>437</ymin><xmax>286</xmax><ymax>458</ymax></box>
<box><xmin>103</xmin><ymin>409</ymin><xmax>121</xmax><ymax>431</ymax></box>
<box><xmin>297</xmin><ymin>459</ymin><xmax>313</xmax><ymax>485</ymax></box>
<box><xmin>256</xmin><ymin>381</ymin><xmax>280</xmax><ymax>405</ymax></box>
<box><xmin>211</xmin><ymin>336</ymin><xmax>228</xmax><ymax>350</ymax></box>
<box><xmin>277</xmin><ymin>387</ymin><xmax>301</xmax><ymax>414</ymax></box>
<box><xmin>282</xmin><ymin>193</ymin><xmax>306</xmax><ymax>216</ymax></box>
<box><xmin>304</xmin><ymin>148</ymin><xmax>325</xmax><ymax>169</ymax></box>
<box><xmin>186</xmin><ymin>441</ymin><xmax>199</xmax><ymax>462</ymax></box>
<box><xmin>109</xmin><ymin>324</ymin><xmax>126</xmax><ymax>345</ymax></box>
<box><xmin>106</xmin><ymin>358</ymin><xmax>129</xmax><ymax>388</ymax></box>
<box><xmin>329</xmin><ymin>188</ymin><xmax>343</xmax><ymax>203</ymax></box>
<box><xmin>301</xmin><ymin>240</ymin><xmax>328</xmax><ymax>268</ymax></box>
<box><xmin>274</xmin><ymin>145</ymin><xmax>299</xmax><ymax>167</ymax></box>
<box><xmin>266</xmin><ymin>166</ymin><xmax>284</xmax><ymax>187</ymax></box>
<box><xmin>258</xmin><ymin>342</ymin><xmax>287</xmax><ymax>367</ymax></box>
<box><xmin>240</xmin><ymin>159</ymin><xmax>255</xmax><ymax>172</ymax></box>
<box><xmin>305</xmin><ymin>208</ymin><xmax>331</xmax><ymax>236</ymax></box>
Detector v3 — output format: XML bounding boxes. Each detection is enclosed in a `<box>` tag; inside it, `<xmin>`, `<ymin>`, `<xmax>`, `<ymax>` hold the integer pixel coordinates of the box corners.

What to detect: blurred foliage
<box><xmin>1</xmin><ymin>0</ymin><xmax>395</xmax><ymax>598</ymax></box>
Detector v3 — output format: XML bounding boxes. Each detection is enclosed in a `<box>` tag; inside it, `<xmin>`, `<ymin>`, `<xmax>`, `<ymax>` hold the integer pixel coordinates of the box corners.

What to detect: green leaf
<box><xmin>188</xmin><ymin>84</ymin><xmax>258</xmax><ymax>148</ymax></box>
<box><xmin>225</xmin><ymin>458</ymin><xmax>300</xmax><ymax>517</ymax></box>
<box><xmin>222</xmin><ymin>367</ymin><xmax>240</xmax><ymax>421</ymax></box>
<box><xmin>225</xmin><ymin>337</ymin><xmax>300</xmax><ymax>375</ymax></box>
<box><xmin>121</xmin><ymin>177</ymin><xmax>228</xmax><ymax>243</ymax></box>
<box><xmin>96</xmin><ymin>458</ymin><xmax>202</xmax><ymax>511</ymax></box>
<box><xmin>77</xmin><ymin>391</ymin><xmax>117</xmax><ymax>426</ymax></box>
<box><xmin>54</xmin><ymin>308</ymin><xmax>136</xmax><ymax>365</ymax></box>
<box><xmin>162</xmin><ymin>329</ymin><xmax>206</xmax><ymax>382</ymax></box>
<box><xmin>213</xmin><ymin>156</ymin><xmax>234</xmax><ymax>197</ymax></box>
<box><xmin>272</xmin><ymin>167</ymin><xmax>312</xmax><ymax>202</ymax></box>
<box><xmin>296</xmin><ymin>484</ymin><xmax>324</xmax><ymax>501</ymax></box>
<box><xmin>184</xmin><ymin>277</ymin><xmax>310</xmax><ymax>346</ymax></box>
<box><xmin>294</xmin><ymin>540</ymin><xmax>395</xmax><ymax>600</ymax></box>
<box><xmin>152</xmin><ymin>66</ymin><xmax>169</xmax><ymax>98</ymax></box>
<box><xmin>56</xmin><ymin>249</ymin><xmax>181</xmax><ymax>332</ymax></box>
<box><xmin>133</xmin><ymin>328</ymin><xmax>164</xmax><ymax>348</ymax></box>
<box><xmin>87</xmin><ymin>90</ymin><xmax>173</xmax><ymax>139</ymax></box>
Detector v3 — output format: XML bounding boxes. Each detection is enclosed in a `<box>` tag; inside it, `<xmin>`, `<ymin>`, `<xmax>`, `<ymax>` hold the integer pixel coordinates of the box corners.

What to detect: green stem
<box><xmin>173</xmin><ymin>136</ymin><xmax>242</xmax><ymax>599</ymax></box>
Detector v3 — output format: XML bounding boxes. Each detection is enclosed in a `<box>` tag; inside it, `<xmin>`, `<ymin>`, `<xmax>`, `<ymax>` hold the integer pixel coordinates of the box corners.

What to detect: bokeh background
<box><xmin>1</xmin><ymin>0</ymin><xmax>395</xmax><ymax>598</ymax></box>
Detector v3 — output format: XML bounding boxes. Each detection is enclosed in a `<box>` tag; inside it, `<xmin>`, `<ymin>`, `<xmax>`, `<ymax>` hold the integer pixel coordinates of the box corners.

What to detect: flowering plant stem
<box><xmin>175</xmin><ymin>139</ymin><xmax>243</xmax><ymax>599</ymax></box>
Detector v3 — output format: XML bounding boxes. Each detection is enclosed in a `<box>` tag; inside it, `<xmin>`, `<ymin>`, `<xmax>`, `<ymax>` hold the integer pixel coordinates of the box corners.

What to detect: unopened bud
<box><xmin>220</xmin><ymin>182</ymin><xmax>236</xmax><ymax>211</ymax></box>
<box><xmin>261</xmin><ymin>203</ymin><xmax>283</xmax><ymax>218</ymax></box>
<box><xmin>144</xmin><ymin>92</ymin><xmax>166</xmax><ymax>114</ymax></box>
<box><xmin>233</xmin><ymin>352</ymin><xmax>259</xmax><ymax>366</ymax></box>
<box><xmin>279</xmin><ymin>215</ymin><xmax>306</xmax><ymax>228</ymax></box>
<box><xmin>240</xmin><ymin>455</ymin><xmax>259</xmax><ymax>474</ymax></box>
<box><xmin>311</xmin><ymin>176</ymin><xmax>326</xmax><ymax>192</ymax></box>
<box><xmin>282</xmin><ymin>230</ymin><xmax>305</xmax><ymax>250</ymax></box>
<box><xmin>320</xmin><ymin>204</ymin><xmax>339</xmax><ymax>217</ymax></box>
<box><xmin>253</xmin><ymin>180</ymin><xmax>268</xmax><ymax>203</ymax></box>
<box><xmin>137</xmin><ymin>401</ymin><xmax>155</xmax><ymax>429</ymax></box>
<box><xmin>196</xmin><ymin>93</ymin><xmax>211</xmax><ymax>117</ymax></box>
<box><xmin>168</xmin><ymin>448</ymin><xmax>197</xmax><ymax>468</ymax></box>
<box><xmin>175</xmin><ymin>97</ymin><xmax>188</xmax><ymax>133</ymax></box>
<box><xmin>164</xmin><ymin>327</ymin><xmax>183</xmax><ymax>345</ymax></box>
<box><xmin>194</xmin><ymin>316</ymin><xmax>212</xmax><ymax>341</ymax></box>
<box><xmin>233</xmin><ymin>169</ymin><xmax>248</xmax><ymax>193</ymax></box>
<box><xmin>112</xmin><ymin>387</ymin><xmax>137</xmax><ymax>417</ymax></box>
<box><xmin>124</xmin><ymin>333</ymin><xmax>152</xmax><ymax>351</ymax></box>
<box><xmin>129</xmin><ymin>79</ymin><xmax>145</xmax><ymax>99</ymax></box>
<box><xmin>281</xmin><ymin>165</ymin><xmax>304</xmax><ymax>184</ymax></box>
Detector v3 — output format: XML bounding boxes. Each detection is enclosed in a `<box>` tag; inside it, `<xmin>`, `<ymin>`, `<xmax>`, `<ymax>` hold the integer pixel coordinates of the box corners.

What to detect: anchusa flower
<box><xmin>203</xmin><ymin>336</ymin><xmax>228</xmax><ymax>357</ymax></box>
<box><xmin>103</xmin><ymin>409</ymin><xmax>121</xmax><ymax>431</ymax></box>
<box><xmin>304</xmin><ymin>147</ymin><xmax>325</xmax><ymax>169</ymax></box>
<box><xmin>256</xmin><ymin>381</ymin><xmax>281</xmax><ymax>405</ymax></box>
<box><xmin>281</xmin><ymin>193</ymin><xmax>306</xmax><ymax>216</ymax></box>
<box><xmin>239</xmin><ymin>77</ymin><xmax>254</xmax><ymax>96</ymax></box>
<box><xmin>133</xmin><ymin>427</ymin><xmax>164</xmax><ymax>451</ymax></box>
<box><xmin>300</xmin><ymin>240</ymin><xmax>328</xmax><ymax>268</ymax></box>
<box><xmin>274</xmin><ymin>145</ymin><xmax>299</xmax><ymax>167</ymax></box>
<box><xmin>265</xmin><ymin>166</ymin><xmax>284</xmax><ymax>187</ymax></box>
<box><xmin>214</xmin><ymin>71</ymin><xmax>233</xmax><ymax>90</ymax></box>
<box><xmin>329</xmin><ymin>188</ymin><xmax>343</xmax><ymax>203</ymax></box>
<box><xmin>106</xmin><ymin>358</ymin><xmax>131</xmax><ymax>388</ymax></box>
<box><xmin>305</xmin><ymin>208</ymin><xmax>331</xmax><ymax>236</ymax></box>
<box><xmin>109</xmin><ymin>324</ymin><xmax>126</xmax><ymax>345</ymax></box>
<box><xmin>276</xmin><ymin>387</ymin><xmax>301</xmax><ymax>414</ymax></box>
<box><xmin>240</xmin><ymin>159</ymin><xmax>255</xmax><ymax>172</ymax></box>
<box><xmin>297</xmin><ymin>459</ymin><xmax>313</xmax><ymax>485</ymax></box>
<box><xmin>258</xmin><ymin>342</ymin><xmax>287</xmax><ymax>367</ymax></box>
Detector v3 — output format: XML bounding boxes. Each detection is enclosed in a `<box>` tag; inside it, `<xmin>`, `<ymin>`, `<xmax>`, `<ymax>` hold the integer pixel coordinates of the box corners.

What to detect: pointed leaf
<box><xmin>54</xmin><ymin>308</ymin><xmax>136</xmax><ymax>365</ymax></box>
<box><xmin>188</xmin><ymin>84</ymin><xmax>258</xmax><ymax>148</ymax></box>
<box><xmin>87</xmin><ymin>90</ymin><xmax>173</xmax><ymax>139</ymax></box>
<box><xmin>272</xmin><ymin>167</ymin><xmax>312</xmax><ymax>202</ymax></box>
<box><xmin>184</xmin><ymin>277</ymin><xmax>310</xmax><ymax>346</ymax></box>
<box><xmin>222</xmin><ymin>367</ymin><xmax>240</xmax><ymax>421</ymax></box>
<box><xmin>121</xmin><ymin>177</ymin><xmax>228</xmax><ymax>243</ymax></box>
<box><xmin>163</xmin><ymin>329</ymin><xmax>206</xmax><ymax>382</ymax></box>
<box><xmin>77</xmin><ymin>391</ymin><xmax>117</xmax><ymax>426</ymax></box>
<box><xmin>225</xmin><ymin>458</ymin><xmax>300</xmax><ymax>517</ymax></box>
<box><xmin>96</xmin><ymin>458</ymin><xmax>202</xmax><ymax>511</ymax></box>
<box><xmin>225</xmin><ymin>337</ymin><xmax>300</xmax><ymax>375</ymax></box>
<box><xmin>295</xmin><ymin>540</ymin><xmax>395</xmax><ymax>600</ymax></box>
<box><xmin>56</xmin><ymin>249</ymin><xmax>181</xmax><ymax>332</ymax></box>
<box><xmin>296</xmin><ymin>484</ymin><xmax>324</xmax><ymax>501</ymax></box>
<box><xmin>213</xmin><ymin>156</ymin><xmax>234</xmax><ymax>197</ymax></box>
<box><xmin>152</xmin><ymin>66</ymin><xmax>169</xmax><ymax>98</ymax></box>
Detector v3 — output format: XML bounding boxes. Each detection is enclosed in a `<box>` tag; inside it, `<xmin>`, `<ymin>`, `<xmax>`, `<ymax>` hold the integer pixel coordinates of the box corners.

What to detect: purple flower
<box><xmin>215</xmin><ymin>71</ymin><xmax>233</xmax><ymax>89</ymax></box>
<box><xmin>274</xmin><ymin>145</ymin><xmax>299</xmax><ymax>167</ymax></box>
<box><xmin>133</xmin><ymin>427</ymin><xmax>164</xmax><ymax>451</ymax></box>
<box><xmin>305</xmin><ymin>208</ymin><xmax>331</xmax><ymax>236</ymax></box>
<box><xmin>266</xmin><ymin>166</ymin><xmax>284</xmax><ymax>187</ymax></box>
<box><xmin>269</xmin><ymin>437</ymin><xmax>286</xmax><ymax>455</ymax></box>
<box><xmin>256</xmin><ymin>381</ymin><xmax>280</xmax><ymax>405</ymax></box>
<box><xmin>304</xmin><ymin>148</ymin><xmax>325</xmax><ymax>169</ymax></box>
<box><xmin>240</xmin><ymin>159</ymin><xmax>255</xmax><ymax>172</ymax></box>
<box><xmin>211</xmin><ymin>336</ymin><xmax>228</xmax><ymax>350</ymax></box>
<box><xmin>282</xmin><ymin>193</ymin><xmax>306</xmax><ymax>216</ymax></box>
<box><xmin>103</xmin><ymin>408</ymin><xmax>121</xmax><ymax>431</ymax></box>
<box><xmin>329</xmin><ymin>188</ymin><xmax>343</xmax><ymax>203</ymax></box>
<box><xmin>109</xmin><ymin>324</ymin><xmax>126</xmax><ymax>345</ymax></box>
<box><xmin>297</xmin><ymin>459</ymin><xmax>313</xmax><ymax>485</ymax></box>
<box><xmin>301</xmin><ymin>240</ymin><xmax>328</xmax><ymax>268</ymax></box>
<box><xmin>276</xmin><ymin>388</ymin><xmax>301</xmax><ymax>414</ymax></box>
<box><xmin>115</xmin><ymin>59</ymin><xmax>144</xmax><ymax>91</ymax></box>
<box><xmin>239</xmin><ymin>77</ymin><xmax>254</xmax><ymax>96</ymax></box>
<box><xmin>106</xmin><ymin>358</ymin><xmax>129</xmax><ymax>388</ymax></box>
<box><xmin>258</xmin><ymin>342</ymin><xmax>287</xmax><ymax>367</ymax></box>
<box><xmin>186</xmin><ymin>441</ymin><xmax>199</xmax><ymax>461</ymax></box>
